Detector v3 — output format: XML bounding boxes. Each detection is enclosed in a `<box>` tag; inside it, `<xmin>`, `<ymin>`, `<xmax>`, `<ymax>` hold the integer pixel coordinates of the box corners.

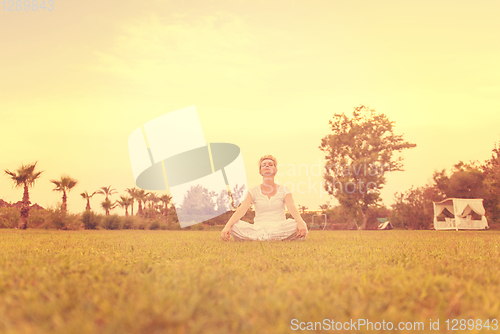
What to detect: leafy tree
<box><xmin>320</xmin><ymin>105</ymin><xmax>416</xmax><ymax>229</ymax></box>
<box><xmin>433</xmin><ymin>162</ymin><xmax>486</xmax><ymax>199</ymax></box>
<box><xmin>319</xmin><ymin>203</ymin><xmax>331</xmax><ymax>213</ymax></box>
<box><xmin>482</xmin><ymin>142</ymin><xmax>500</xmax><ymax>224</ymax></box>
<box><xmin>430</xmin><ymin>145</ymin><xmax>500</xmax><ymax>225</ymax></box>
<box><xmin>50</xmin><ymin>175</ymin><xmax>78</xmax><ymax>212</ymax></box>
<box><xmin>80</xmin><ymin>191</ymin><xmax>97</xmax><ymax>211</ymax></box>
<box><xmin>4</xmin><ymin>162</ymin><xmax>43</xmax><ymax>229</ymax></box>
<box><xmin>179</xmin><ymin>184</ymin><xmax>217</xmax><ymax>216</ymax></box>
<box><xmin>449</xmin><ymin>170</ymin><xmax>485</xmax><ymax>198</ymax></box>
<box><xmin>229</xmin><ymin>184</ymin><xmax>247</xmax><ymax>209</ymax></box>
<box><xmin>391</xmin><ymin>184</ymin><xmax>443</xmax><ymax>230</ymax></box>
<box><xmin>432</xmin><ymin>169</ymin><xmax>449</xmax><ymax>198</ymax></box>
<box><xmin>298</xmin><ymin>205</ymin><xmax>308</xmax><ymax>215</ymax></box>
<box><xmin>215</xmin><ymin>190</ymin><xmax>231</xmax><ymax>215</ymax></box>
<box><xmin>399</xmin><ymin>160</ymin><xmax>490</xmax><ymax>230</ymax></box>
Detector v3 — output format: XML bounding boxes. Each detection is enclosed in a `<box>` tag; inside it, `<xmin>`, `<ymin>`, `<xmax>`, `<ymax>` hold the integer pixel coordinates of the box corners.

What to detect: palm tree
<box><xmin>116</xmin><ymin>196</ymin><xmax>133</xmax><ymax>216</ymax></box>
<box><xmin>97</xmin><ymin>185</ymin><xmax>118</xmax><ymax>201</ymax></box>
<box><xmin>159</xmin><ymin>194</ymin><xmax>172</xmax><ymax>220</ymax></box>
<box><xmin>80</xmin><ymin>191</ymin><xmax>97</xmax><ymax>211</ymax></box>
<box><xmin>101</xmin><ymin>198</ymin><xmax>118</xmax><ymax>215</ymax></box>
<box><xmin>135</xmin><ymin>189</ymin><xmax>148</xmax><ymax>217</ymax></box>
<box><xmin>146</xmin><ymin>192</ymin><xmax>160</xmax><ymax>218</ymax></box>
<box><xmin>50</xmin><ymin>175</ymin><xmax>78</xmax><ymax>212</ymax></box>
<box><xmin>298</xmin><ymin>205</ymin><xmax>308</xmax><ymax>215</ymax></box>
<box><xmin>4</xmin><ymin>162</ymin><xmax>43</xmax><ymax>229</ymax></box>
<box><xmin>125</xmin><ymin>187</ymin><xmax>139</xmax><ymax>216</ymax></box>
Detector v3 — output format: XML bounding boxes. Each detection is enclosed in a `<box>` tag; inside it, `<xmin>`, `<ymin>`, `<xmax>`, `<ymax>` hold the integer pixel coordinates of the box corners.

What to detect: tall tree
<box><xmin>320</xmin><ymin>105</ymin><xmax>416</xmax><ymax>229</ymax></box>
<box><xmin>50</xmin><ymin>175</ymin><xmax>78</xmax><ymax>212</ymax></box>
<box><xmin>97</xmin><ymin>185</ymin><xmax>117</xmax><ymax>201</ymax></box>
<box><xmin>179</xmin><ymin>184</ymin><xmax>217</xmax><ymax>216</ymax></box>
<box><xmin>134</xmin><ymin>189</ymin><xmax>148</xmax><ymax>217</ymax></box>
<box><xmin>482</xmin><ymin>142</ymin><xmax>500</xmax><ymax>224</ymax></box>
<box><xmin>146</xmin><ymin>192</ymin><xmax>160</xmax><ymax>218</ymax></box>
<box><xmin>4</xmin><ymin>162</ymin><xmax>43</xmax><ymax>229</ymax></box>
<box><xmin>101</xmin><ymin>198</ymin><xmax>118</xmax><ymax>215</ymax></box>
<box><xmin>97</xmin><ymin>186</ymin><xmax>118</xmax><ymax>215</ymax></box>
<box><xmin>230</xmin><ymin>184</ymin><xmax>246</xmax><ymax>209</ymax></box>
<box><xmin>215</xmin><ymin>190</ymin><xmax>230</xmax><ymax>215</ymax></box>
<box><xmin>125</xmin><ymin>187</ymin><xmax>138</xmax><ymax>216</ymax></box>
<box><xmin>80</xmin><ymin>191</ymin><xmax>97</xmax><ymax>211</ymax></box>
<box><xmin>116</xmin><ymin>196</ymin><xmax>133</xmax><ymax>216</ymax></box>
<box><xmin>159</xmin><ymin>194</ymin><xmax>172</xmax><ymax>220</ymax></box>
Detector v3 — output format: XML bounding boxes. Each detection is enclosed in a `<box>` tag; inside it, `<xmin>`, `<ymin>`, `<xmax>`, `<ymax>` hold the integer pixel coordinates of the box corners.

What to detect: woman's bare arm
<box><xmin>284</xmin><ymin>193</ymin><xmax>308</xmax><ymax>238</ymax></box>
<box><xmin>221</xmin><ymin>192</ymin><xmax>253</xmax><ymax>240</ymax></box>
<box><xmin>225</xmin><ymin>193</ymin><xmax>253</xmax><ymax>227</ymax></box>
<box><xmin>284</xmin><ymin>193</ymin><xmax>306</xmax><ymax>224</ymax></box>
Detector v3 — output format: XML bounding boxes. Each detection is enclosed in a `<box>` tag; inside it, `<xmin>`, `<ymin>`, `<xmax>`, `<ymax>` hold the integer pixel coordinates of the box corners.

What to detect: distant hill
<box><xmin>0</xmin><ymin>199</ymin><xmax>45</xmax><ymax>210</ymax></box>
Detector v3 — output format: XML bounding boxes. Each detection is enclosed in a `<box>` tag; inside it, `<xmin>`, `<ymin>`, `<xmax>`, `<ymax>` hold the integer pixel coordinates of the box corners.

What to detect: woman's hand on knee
<box><xmin>297</xmin><ymin>221</ymin><xmax>308</xmax><ymax>239</ymax></box>
<box><xmin>221</xmin><ymin>226</ymin><xmax>231</xmax><ymax>241</ymax></box>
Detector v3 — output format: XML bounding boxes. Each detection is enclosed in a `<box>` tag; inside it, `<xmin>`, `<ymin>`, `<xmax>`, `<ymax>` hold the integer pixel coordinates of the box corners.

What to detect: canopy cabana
<box><xmin>433</xmin><ymin>198</ymin><xmax>488</xmax><ymax>230</ymax></box>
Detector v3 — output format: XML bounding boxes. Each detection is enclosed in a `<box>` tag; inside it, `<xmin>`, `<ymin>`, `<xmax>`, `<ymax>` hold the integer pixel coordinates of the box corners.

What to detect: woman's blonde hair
<box><xmin>258</xmin><ymin>155</ymin><xmax>278</xmax><ymax>171</ymax></box>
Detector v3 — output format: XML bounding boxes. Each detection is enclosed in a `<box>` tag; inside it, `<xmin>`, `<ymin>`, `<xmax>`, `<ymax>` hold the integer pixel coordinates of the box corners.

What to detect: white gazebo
<box><xmin>433</xmin><ymin>198</ymin><xmax>489</xmax><ymax>231</ymax></box>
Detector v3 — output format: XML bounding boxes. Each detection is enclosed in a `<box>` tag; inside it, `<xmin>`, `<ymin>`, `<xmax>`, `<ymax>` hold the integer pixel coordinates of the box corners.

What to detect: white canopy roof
<box><xmin>433</xmin><ymin>198</ymin><xmax>486</xmax><ymax>218</ymax></box>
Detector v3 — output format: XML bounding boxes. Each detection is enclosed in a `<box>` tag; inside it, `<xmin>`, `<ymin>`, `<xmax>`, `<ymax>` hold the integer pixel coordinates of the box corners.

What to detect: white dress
<box><xmin>230</xmin><ymin>184</ymin><xmax>306</xmax><ymax>241</ymax></box>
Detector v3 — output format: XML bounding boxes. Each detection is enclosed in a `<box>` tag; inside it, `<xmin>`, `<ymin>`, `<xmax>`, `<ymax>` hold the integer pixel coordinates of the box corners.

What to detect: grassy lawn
<box><xmin>1</xmin><ymin>229</ymin><xmax>500</xmax><ymax>333</ymax></box>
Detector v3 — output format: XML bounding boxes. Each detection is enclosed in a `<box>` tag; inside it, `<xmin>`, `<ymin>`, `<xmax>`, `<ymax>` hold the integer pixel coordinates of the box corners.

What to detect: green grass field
<box><xmin>1</xmin><ymin>229</ymin><xmax>500</xmax><ymax>333</ymax></box>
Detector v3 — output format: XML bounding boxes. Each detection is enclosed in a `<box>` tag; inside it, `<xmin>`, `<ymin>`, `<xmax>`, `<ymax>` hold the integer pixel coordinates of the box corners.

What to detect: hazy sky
<box><xmin>2</xmin><ymin>0</ymin><xmax>500</xmax><ymax>215</ymax></box>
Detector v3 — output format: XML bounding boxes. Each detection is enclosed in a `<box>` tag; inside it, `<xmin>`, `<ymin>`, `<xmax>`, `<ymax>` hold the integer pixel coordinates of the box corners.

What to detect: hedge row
<box><xmin>0</xmin><ymin>207</ymin><xmax>206</xmax><ymax>231</ymax></box>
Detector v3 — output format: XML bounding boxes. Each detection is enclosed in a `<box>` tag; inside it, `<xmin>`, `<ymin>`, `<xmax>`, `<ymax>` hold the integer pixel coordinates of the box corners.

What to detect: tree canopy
<box><xmin>433</xmin><ymin>162</ymin><xmax>486</xmax><ymax>199</ymax></box>
<box><xmin>320</xmin><ymin>105</ymin><xmax>416</xmax><ymax>229</ymax></box>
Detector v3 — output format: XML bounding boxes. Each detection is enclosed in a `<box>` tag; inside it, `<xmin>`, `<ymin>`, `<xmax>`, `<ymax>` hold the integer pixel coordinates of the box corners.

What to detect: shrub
<box><xmin>81</xmin><ymin>210</ymin><xmax>101</xmax><ymax>230</ymax></box>
<box><xmin>121</xmin><ymin>216</ymin><xmax>136</xmax><ymax>229</ymax></box>
<box><xmin>0</xmin><ymin>207</ymin><xmax>20</xmax><ymax>228</ymax></box>
<box><xmin>101</xmin><ymin>215</ymin><xmax>122</xmax><ymax>230</ymax></box>
<box><xmin>191</xmin><ymin>223</ymin><xmax>204</xmax><ymax>231</ymax></box>
<box><xmin>136</xmin><ymin>220</ymin><xmax>148</xmax><ymax>230</ymax></box>
<box><xmin>46</xmin><ymin>209</ymin><xmax>81</xmax><ymax>230</ymax></box>
<box><xmin>28</xmin><ymin>209</ymin><xmax>47</xmax><ymax>229</ymax></box>
<box><xmin>165</xmin><ymin>221</ymin><xmax>182</xmax><ymax>230</ymax></box>
<box><xmin>51</xmin><ymin>210</ymin><xmax>66</xmax><ymax>229</ymax></box>
<box><xmin>149</xmin><ymin>220</ymin><xmax>161</xmax><ymax>230</ymax></box>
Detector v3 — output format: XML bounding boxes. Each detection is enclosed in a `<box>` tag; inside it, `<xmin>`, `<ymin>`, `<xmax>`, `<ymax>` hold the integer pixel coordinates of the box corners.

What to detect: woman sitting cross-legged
<box><xmin>220</xmin><ymin>155</ymin><xmax>308</xmax><ymax>241</ymax></box>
